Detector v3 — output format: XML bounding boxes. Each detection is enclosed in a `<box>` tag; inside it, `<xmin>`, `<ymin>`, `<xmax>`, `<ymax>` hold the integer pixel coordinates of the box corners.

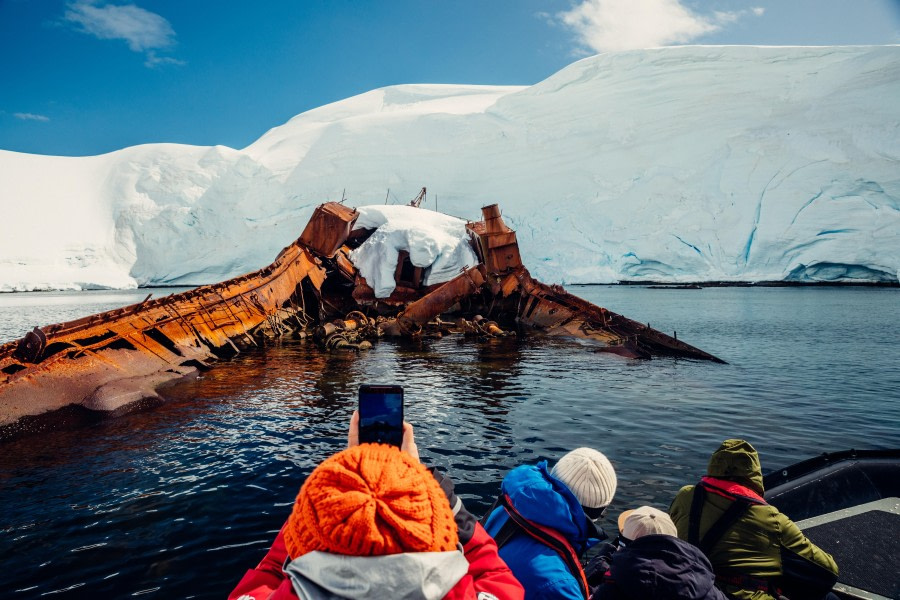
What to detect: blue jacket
<box><xmin>593</xmin><ymin>535</ymin><xmax>729</xmax><ymax>600</ymax></box>
<box><xmin>484</xmin><ymin>462</ymin><xmax>601</xmax><ymax>600</ymax></box>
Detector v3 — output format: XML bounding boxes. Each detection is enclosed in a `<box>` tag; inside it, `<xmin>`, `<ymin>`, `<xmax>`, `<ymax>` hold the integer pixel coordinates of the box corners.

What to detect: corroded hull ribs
<box><xmin>1</xmin><ymin>201</ymin><xmax>723</xmax><ymax>437</ymax></box>
<box><xmin>1</xmin><ymin>243</ymin><xmax>325</xmax><ymax>432</ymax></box>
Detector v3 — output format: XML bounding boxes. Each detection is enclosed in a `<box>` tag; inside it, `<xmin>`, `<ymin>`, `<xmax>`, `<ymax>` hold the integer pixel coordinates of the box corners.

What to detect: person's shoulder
<box><xmin>749</xmin><ymin>501</ymin><xmax>783</xmax><ymax>522</ymax></box>
<box><xmin>768</xmin><ymin>506</ymin><xmax>804</xmax><ymax>533</ymax></box>
<box><xmin>675</xmin><ymin>484</ymin><xmax>695</xmax><ymax>494</ymax></box>
<box><xmin>669</xmin><ymin>484</ymin><xmax>696</xmax><ymax>512</ymax></box>
<box><xmin>503</xmin><ymin>462</ymin><xmax>545</xmax><ymax>485</ymax></box>
<box><xmin>738</xmin><ymin>502</ymin><xmax>785</xmax><ymax>537</ymax></box>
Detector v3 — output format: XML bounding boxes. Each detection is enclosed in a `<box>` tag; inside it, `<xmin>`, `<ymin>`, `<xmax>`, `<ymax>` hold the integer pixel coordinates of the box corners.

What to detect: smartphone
<box><xmin>358</xmin><ymin>384</ymin><xmax>404</xmax><ymax>447</ymax></box>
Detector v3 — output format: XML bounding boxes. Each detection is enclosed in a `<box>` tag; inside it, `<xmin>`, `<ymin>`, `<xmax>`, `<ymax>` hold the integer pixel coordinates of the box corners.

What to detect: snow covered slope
<box><xmin>1</xmin><ymin>46</ymin><xmax>898</xmax><ymax>291</ymax></box>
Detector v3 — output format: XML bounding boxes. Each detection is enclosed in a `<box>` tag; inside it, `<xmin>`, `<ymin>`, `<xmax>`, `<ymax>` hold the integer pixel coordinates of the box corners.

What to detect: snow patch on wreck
<box><xmin>349</xmin><ymin>205</ymin><xmax>479</xmax><ymax>298</ymax></box>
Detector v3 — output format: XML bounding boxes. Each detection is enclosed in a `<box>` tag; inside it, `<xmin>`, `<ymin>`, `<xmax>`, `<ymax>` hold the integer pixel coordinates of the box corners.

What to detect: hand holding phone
<box><xmin>348</xmin><ymin>411</ymin><xmax>419</xmax><ymax>461</ymax></box>
<box><xmin>357</xmin><ymin>384</ymin><xmax>404</xmax><ymax>448</ymax></box>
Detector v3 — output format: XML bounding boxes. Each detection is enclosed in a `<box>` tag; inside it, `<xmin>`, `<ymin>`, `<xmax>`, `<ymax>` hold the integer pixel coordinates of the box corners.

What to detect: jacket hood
<box><xmin>706</xmin><ymin>439</ymin><xmax>764</xmax><ymax>495</ymax></box>
<box><xmin>608</xmin><ymin>535</ymin><xmax>727</xmax><ymax>600</ymax></box>
<box><xmin>501</xmin><ymin>461</ymin><xmax>590</xmax><ymax>545</ymax></box>
<box><xmin>284</xmin><ymin>549</ymin><xmax>468</xmax><ymax>600</ymax></box>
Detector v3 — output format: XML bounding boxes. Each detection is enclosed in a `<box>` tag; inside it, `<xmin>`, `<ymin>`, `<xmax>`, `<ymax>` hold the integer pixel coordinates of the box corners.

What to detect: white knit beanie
<box><xmin>550</xmin><ymin>447</ymin><xmax>617</xmax><ymax>509</ymax></box>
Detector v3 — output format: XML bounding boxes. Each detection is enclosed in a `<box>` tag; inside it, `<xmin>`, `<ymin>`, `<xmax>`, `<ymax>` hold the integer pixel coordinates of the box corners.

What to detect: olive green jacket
<box><xmin>669</xmin><ymin>440</ymin><xmax>838</xmax><ymax>600</ymax></box>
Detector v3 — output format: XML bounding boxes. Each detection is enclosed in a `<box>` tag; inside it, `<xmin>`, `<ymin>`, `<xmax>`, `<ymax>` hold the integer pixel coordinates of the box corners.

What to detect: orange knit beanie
<box><xmin>283</xmin><ymin>444</ymin><xmax>458</xmax><ymax>558</ymax></box>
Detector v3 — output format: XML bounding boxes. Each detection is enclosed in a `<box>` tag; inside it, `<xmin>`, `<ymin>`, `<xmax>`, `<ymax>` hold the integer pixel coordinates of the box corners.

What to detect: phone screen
<box><xmin>358</xmin><ymin>384</ymin><xmax>404</xmax><ymax>447</ymax></box>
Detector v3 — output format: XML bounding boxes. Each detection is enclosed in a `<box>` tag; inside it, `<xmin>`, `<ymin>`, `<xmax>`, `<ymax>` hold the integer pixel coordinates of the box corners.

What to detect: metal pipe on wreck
<box><xmin>382</xmin><ymin>266</ymin><xmax>487</xmax><ymax>336</ymax></box>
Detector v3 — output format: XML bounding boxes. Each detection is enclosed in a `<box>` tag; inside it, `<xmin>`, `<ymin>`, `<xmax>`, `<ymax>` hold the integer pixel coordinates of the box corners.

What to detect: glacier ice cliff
<box><xmin>0</xmin><ymin>45</ymin><xmax>898</xmax><ymax>291</ymax></box>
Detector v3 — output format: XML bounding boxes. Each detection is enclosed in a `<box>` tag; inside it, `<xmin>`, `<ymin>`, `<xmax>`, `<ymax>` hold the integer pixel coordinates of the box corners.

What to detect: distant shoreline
<box><xmin>575</xmin><ymin>280</ymin><xmax>900</xmax><ymax>288</ymax></box>
<box><xmin>2</xmin><ymin>280</ymin><xmax>898</xmax><ymax>294</ymax></box>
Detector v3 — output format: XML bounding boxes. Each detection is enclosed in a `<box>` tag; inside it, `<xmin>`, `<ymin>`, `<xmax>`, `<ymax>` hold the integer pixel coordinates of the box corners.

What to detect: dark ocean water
<box><xmin>1</xmin><ymin>285</ymin><xmax>898</xmax><ymax>598</ymax></box>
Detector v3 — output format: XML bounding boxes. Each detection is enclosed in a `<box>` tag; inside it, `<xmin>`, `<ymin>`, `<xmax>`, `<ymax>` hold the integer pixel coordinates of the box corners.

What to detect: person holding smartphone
<box><xmin>357</xmin><ymin>384</ymin><xmax>406</xmax><ymax>448</ymax></box>
<box><xmin>228</xmin><ymin>406</ymin><xmax>524</xmax><ymax>600</ymax></box>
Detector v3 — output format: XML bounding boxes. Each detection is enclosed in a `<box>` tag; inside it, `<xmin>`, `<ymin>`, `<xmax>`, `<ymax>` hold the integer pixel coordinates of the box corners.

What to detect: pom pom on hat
<box><xmin>283</xmin><ymin>444</ymin><xmax>458</xmax><ymax>558</ymax></box>
<box><xmin>618</xmin><ymin>506</ymin><xmax>677</xmax><ymax>540</ymax></box>
<box><xmin>550</xmin><ymin>447</ymin><xmax>617</xmax><ymax>509</ymax></box>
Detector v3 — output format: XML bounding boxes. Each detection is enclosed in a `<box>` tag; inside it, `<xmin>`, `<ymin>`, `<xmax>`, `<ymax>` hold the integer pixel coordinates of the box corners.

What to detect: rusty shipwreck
<box><xmin>0</xmin><ymin>201</ymin><xmax>723</xmax><ymax>439</ymax></box>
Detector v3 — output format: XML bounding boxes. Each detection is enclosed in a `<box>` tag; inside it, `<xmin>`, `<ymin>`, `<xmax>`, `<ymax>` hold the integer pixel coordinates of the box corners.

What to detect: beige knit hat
<box><xmin>550</xmin><ymin>447</ymin><xmax>617</xmax><ymax>509</ymax></box>
<box><xmin>618</xmin><ymin>506</ymin><xmax>677</xmax><ymax>540</ymax></box>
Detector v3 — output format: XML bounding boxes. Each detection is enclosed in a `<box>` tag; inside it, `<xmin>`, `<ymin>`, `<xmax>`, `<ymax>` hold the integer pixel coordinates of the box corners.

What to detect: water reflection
<box><xmin>0</xmin><ymin>286</ymin><xmax>898</xmax><ymax>599</ymax></box>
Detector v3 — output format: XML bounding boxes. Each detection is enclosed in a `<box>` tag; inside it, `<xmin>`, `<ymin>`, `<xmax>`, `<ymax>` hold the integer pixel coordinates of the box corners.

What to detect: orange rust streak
<box><xmin>0</xmin><ymin>243</ymin><xmax>325</xmax><ymax>426</ymax></box>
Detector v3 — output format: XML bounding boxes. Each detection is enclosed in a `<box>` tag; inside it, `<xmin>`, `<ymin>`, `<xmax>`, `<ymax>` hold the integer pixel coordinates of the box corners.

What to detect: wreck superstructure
<box><xmin>0</xmin><ymin>201</ymin><xmax>723</xmax><ymax>439</ymax></box>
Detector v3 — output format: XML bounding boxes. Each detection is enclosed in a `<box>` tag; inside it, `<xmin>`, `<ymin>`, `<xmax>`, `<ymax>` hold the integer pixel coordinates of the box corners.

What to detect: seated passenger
<box><xmin>229</xmin><ymin>413</ymin><xmax>524</xmax><ymax>600</ymax></box>
<box><xmin>483</xmin><ymin>447</ymin><xmax>617</xmax><ymax>600</ymax></box>
<box><xmin>669</xmin><ymin>439</ymin><xmax>839</xmax><ymax>600</ymax></box>
<box><xmin>592</xmin><ymin>505</ymin><xmax>728</xmax><ymax>599</ymax></box>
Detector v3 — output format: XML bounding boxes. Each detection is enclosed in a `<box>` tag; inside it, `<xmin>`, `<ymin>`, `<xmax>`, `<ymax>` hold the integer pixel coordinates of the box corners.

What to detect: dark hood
<box><xmin>706</xmin><ymin>439</ymin><xmax>764</xmax><ymax>495</ymax></box>
<box><xmin>608</xmin><ymin>535</ymin><xmax>727</xmax><ymax>600</ymax></box>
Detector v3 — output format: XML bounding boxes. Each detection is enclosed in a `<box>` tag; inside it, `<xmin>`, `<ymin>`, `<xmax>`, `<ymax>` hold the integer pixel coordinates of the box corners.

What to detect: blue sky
<box><xmin>2</xmin><ymin>0</ymin><xmax>898</xmax><ymax>156</ymax></box>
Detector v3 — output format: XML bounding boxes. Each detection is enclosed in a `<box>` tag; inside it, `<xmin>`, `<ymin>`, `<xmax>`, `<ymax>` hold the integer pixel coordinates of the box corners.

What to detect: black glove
<box><xmin>429</xmin><ymin>467</ymin><xmax>476</xmax><ymax>545</ymax></box>
<box><xmin>583</xmin><ymin>542</ymin><xmax>615</xmax><ymax>588</ymax></box>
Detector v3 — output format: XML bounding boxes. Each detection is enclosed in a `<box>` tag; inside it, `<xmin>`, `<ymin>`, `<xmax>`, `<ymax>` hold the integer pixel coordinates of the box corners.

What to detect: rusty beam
<box><xmin>381</xmin><ymin>267</ymin><xmax>487</xmax><ymax>336</ymax></box>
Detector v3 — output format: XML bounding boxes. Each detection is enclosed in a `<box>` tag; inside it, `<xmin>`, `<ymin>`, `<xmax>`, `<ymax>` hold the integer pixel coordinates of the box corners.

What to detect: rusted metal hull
<box><xmin>1</xmin><ymin>200</ymin><xmax>723</xmax><ymax>439</ymax></box>
<box><xmin>0</xmin><ymin>241</ymin><xmax>326</xmax><ymax>434</ymax></box>
<box><xmin>514</xmin><ymin>273</ymin><xmax>723</xmax><ymax>361</ymax></box>
<box><xmin>465</xmin><ymin>205</ymin><xmax>724</xmax><ymax>362</ymax></box>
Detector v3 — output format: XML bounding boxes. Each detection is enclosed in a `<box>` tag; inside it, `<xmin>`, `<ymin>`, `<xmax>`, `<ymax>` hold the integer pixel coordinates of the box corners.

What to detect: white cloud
<box><xmin>716</xmin><ymin>7</ymin><xmax>766</xmax><ymax>24</ymax></box>
<box><xmin>144</xmin><ymin>51</ymin><xmax>186</xmax><ymax>69</ymax></box>
<box><xmin>64</xmin><ymin>1</ymin><xmax>181</xmax><ymax>66</ymax></box>
<box><xmin>14</xmin><ymin>113</ymin><xmax>50</xmax><ymax>122</ymax></box>
<box><xmin>558</xmin><ymin>0</ymin><xmax>765</xmax><ymax>53</ymax></box>
<box><xmin>714</xmin><ymin>10</ymin><xmax>740</xmax><ymax>24</ymax></box>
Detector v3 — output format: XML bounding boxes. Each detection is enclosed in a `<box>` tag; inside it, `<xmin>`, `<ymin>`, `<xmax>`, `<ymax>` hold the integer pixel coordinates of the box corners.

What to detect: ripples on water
<box><xmin>1</xmin><ymin>286</ymin><xmax>898</xmax><ymax>598</ymax></box>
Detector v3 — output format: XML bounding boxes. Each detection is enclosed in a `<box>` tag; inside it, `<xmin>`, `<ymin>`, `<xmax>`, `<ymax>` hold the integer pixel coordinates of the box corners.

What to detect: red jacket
<box><xmin>229</xmin><ymin>522</ymin><xmax>524</xmax><ymax>600</ymax></box>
